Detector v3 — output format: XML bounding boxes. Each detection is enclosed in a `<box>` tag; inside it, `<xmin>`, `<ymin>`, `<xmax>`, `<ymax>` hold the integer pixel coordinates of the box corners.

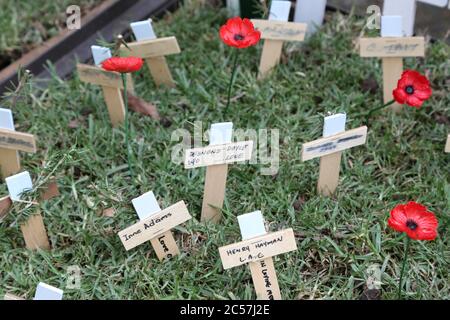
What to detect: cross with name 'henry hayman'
<box><xmin>0</xmin><ymin>108</ymin><xmax>36</xmax><ymax>179</ymax></box>
<box><xmin>359</xmin><ymin>15</ymin><xmax>425</xmax><ymax>112</ymax></box>
<box><xmin>218</xmin><ymin>211</ymin><xmax>297</xmax><ymax>300</ymax></box>
<box><xmin>4</xmin><ymin>282</ymin><xmax>64</xmax><ymax>301</ymax></box>
<box><xmin>301</xmin><ymin>113</ymin><xmax>368</xmax><ymax>196</ymax></box>
<box><xmin>126</xmin><ymin>19</ymin><xmax>181</xmax><ymax>88</ymax></box>
<box><xmin>184</xmin><ymin>122</ymin><xmax>253</xmax><ymax>223</ymax></box>
<box><xmin>118</xmin><ymin>193</ymin><xmax>192</xmax><ymax>256</ymax></box>
<box><xmin>77</xmin><ymin>46</ymin><xmax>135</xmax><ymax>126</ymax></box>
<box><xmin>0</xmin><ymin>171</ymin><xmax>60</xmax><ymax>250</ymax></box>
<box><xmin>252</xmin><ymin>1</ymin><xmax>307</xmax><ymax>79</ymax></box>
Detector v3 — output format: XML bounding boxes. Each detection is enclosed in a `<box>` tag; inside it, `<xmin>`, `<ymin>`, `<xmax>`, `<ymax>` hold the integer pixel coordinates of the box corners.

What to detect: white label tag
<box><xmin>132</xmin><ymin>191</ymin><xmax>162</xmax><ymax>220</ymax></box>
<box><xmin>238</xmin><ymin>211</ymin><xmax>267</xmax><ymax>240</ymax></box>
<box><xmin>323</xmin><ymin>113</ymin><xmax>346</xmax><ymax>137</ymax></box>
<box><xmin>209</xmin><ymin>122</ymin><xmax>233</xmax><ymax>145</ymax></box>
<box><xmin>0</xmin><ymin>108</ymin><xmax>15</xmax><ymax>130</ymax></box>
<box><xmin>5</xmin><ymin>171</ymin><xmax>33</xmax><ymax>201</ymax></box>
<box><xmin>381</xmin><ymin>16</ymin><xmax>403</xmax><ymax>37</ymax></box>
<box><xmin>131</xmin><ymin>20</ymin><xmax>157</xmax><ymax>41</ymax></box>
<box><xmin>91</xmin><ymin>45</ymin><xmax>112</xmax><ymax>66</ymax></box>
<box><xmin>269</xmin><ymin>1</ymin><xmax>291</xmax><ymax>22</ymax></box>
<box><xmin>34</xmin><ymin>283</ymin><xmax>64</xmax><ymax>300</ymax></box>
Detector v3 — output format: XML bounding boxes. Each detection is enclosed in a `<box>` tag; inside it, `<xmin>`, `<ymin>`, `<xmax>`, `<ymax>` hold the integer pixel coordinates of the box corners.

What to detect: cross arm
<box><xmin>77</xmin><ymin>64</ymin><xmax>133</xmax><ymax>90</ymax></box>
<box><xmin>120</xmin><ymin>36</ymin><xmax>181</xmax><ymax>59</ymax></box>
<box><xmin>359</xmin><ymin>37</ymin><xmax>425</xmax><ymax>57</ymax></box>
<box><xmin>251</xmin><ymin>20</ymin><xmax>307</xmax><ymax>41</ymax></box>
<box><xmin>0</xmin><ymin>128</ymin><xmax>36</xmax><ymax>153</ymax></box>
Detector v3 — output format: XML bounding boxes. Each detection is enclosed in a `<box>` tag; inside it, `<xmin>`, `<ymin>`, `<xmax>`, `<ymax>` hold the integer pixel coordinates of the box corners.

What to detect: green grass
<box><xmin>0</xmin><ymin>2</ymin><xmax>449</xmax><ymax>300</ymax></box>
<box><xmin>0</xmin><ymin>0</ymin><xmax>103</xmax><ymax>66</ymax></box>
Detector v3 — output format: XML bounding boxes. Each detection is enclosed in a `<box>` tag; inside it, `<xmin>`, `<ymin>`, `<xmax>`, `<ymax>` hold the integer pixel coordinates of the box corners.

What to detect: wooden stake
<box><xmin>249</xmin><ymin>258</ymin><xmax>282</xmax><ymax>300</ymax></box>
<box><xmin>20</xmin><ymin>212</ymin><xmax>51</xmax><ymax>251</ymax></box>
<box><xmin>0</xmin><ymin>148</ymin><xmax>20</xmax><ymax>179</ymax></box>
<box><xmin>0</xmin><ymin>196</ymin><xmax>12</xmax><ymax>219</ymax></box>
<box><xmin>201</xmin><ymin>164</ymin><xmax>229</xmax><ymax>223</ymax></box>
<box><xmin>146</xmin><ymin>56</ymin><xmax>175</xmax><ymax>88</ymax></box>
<box><xmin>445</xmin><ymin>134</ymin><xmax>450</xmax><ymax>153</ymax></box>
<box><xmin>317</xmin><ymin>152</ymin><xmax>343</xmax><ymax>196</ymax></box>
<box><xmin>382</xmin><ymin>57</ymin><xmax>404</xmax><ymax>112</ymax></box>
<box><xmin>102</xmin><ymin>86</ymin><xmax>126</xmax><ymax>126</ymax></box>
<box><xmin>258</xmin><ymin>40</ymin><xmax>284</xmax><ymax>80</ymax></box>
<box><xmin>150</xmin><ymin>230</ymin><xmax>180</xmax><ymax>260</ymax></box>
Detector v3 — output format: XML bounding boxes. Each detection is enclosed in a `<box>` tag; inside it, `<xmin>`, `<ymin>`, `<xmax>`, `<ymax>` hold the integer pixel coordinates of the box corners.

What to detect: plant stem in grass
<box><xmin>225</xmin><ymin>50</ymin><xmax>239</xmax><ymax>111</ymax></box>
<box><xmin>121</xmin><ymin>73</ymin><xmax>134</xmax><ymax>177</ymax></box>
<box><xmin>397</xmin><ymin>236</ymin><xmax>411</xmax><ymax>300</ymax></box>
<box><xmin>366</xmin><ymin>99</ymin><xmax>396</xmax><ymax>120</ymax></box>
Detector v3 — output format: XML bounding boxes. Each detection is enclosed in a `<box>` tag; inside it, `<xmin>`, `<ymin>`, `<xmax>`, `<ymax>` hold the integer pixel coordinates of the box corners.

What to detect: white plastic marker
<box><xmin>126</xmin><ymin>19</ymin><xmax>180</xmax><ymax>88</ymax></box>
<box><xmin>252</xmin><ymin>1</ymin><xmax>307</xmax><ymax>79</ymax></box>
<box><xmin>130</xmin><ymin>191</ymin><xmax>181</xmax><ymax>260</ymax></box>
<box><xmin>0</xmin><ymin>108</ymin><xmax>37</xmax><ymax>179</ymax></box>
<box><xmin>76</xmin><ymin>46</ymin><xmax>135</xmax><ymax>126</ymax></box>
<box><xmin>445</xmin><ymin>134</ymin><xmax>450</xmax><ymax>153</ymax></box>
<box><xmin>383</xmin><ymin>0</ymin><xmax>448</xmax><ymax>36</ymax></box>
<box><xmin>218</xmin><ymin>211</ymin><xmax>297</xmax><ymax>300</ymax></box>
<box><xmin>226</xmin><ymin>0</ymin><xmax>240</xmax><ymax>16</ymax></box>
<box><xmin>33</xmin><ymin>283</ymin><xmax>63</xmax><ymax>300</ymax></box>
<box><xmin>294</xmin><ymin>0</ymin><xmax>327</xmax><ymax>36</ymax></box>
<box><xmin>359</xmin><ymin>15</ymin><xmax>425</xmax><ymax>112</ymax></box>
<box><xmin>4</xmin><ymin>171</ymin><xmax>50</xmax><ymax>250</ymax></box>
<box><xmin>184</xmin><ymin>122</ymin><xmax>253</xmax><ymax>223</ymax></box>
<box><xmin>301</xmin><ymin>114</ymin><xmax>368</xmax><ymax>196</ymax></box>
<box><xmin>118</xmin><ymin>192</ymin><xmax>191</xmax><ymax>253</ymax></box>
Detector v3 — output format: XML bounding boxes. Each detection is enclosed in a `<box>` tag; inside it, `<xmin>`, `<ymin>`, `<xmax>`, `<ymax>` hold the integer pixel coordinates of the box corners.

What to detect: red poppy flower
<box><xmin>388</xmin><ymin>202</ymin><xmax>438</xmax><ymax>240</ymax></box>
<box><xmin>101</xmin><ymin>56</ymin><xmax>143</xmax><ymax>73</ymax></box>
<box><xmin>392</xmin><ymin>70</ymin><xmax>432</xmax><ymax>108</ymax></box>
<box><xmin>219</xmin><ymin>17</ymin><xmax>261</xmax><ymax>49</ymax></box>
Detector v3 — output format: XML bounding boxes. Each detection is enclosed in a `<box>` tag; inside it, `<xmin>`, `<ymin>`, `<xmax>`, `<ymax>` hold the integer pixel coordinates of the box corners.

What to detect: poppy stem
<box><xmin>366</xmin><ymin>99</ymin><xmax>396</xmax><ymax>119</ymax></box>
<box><xmin>121</xmin><ymin>73</ymin><xmax>134</xmax><ymax>178</ymax></box>
<box><xmin>397</xmin><ymin>236</ymin><xmax>411</xmax><ymax>300</ymax></box>
<box><xmin>225</xmin><ymin>50</ymin><xmax>239</xmax><ymax>112</ymax></box>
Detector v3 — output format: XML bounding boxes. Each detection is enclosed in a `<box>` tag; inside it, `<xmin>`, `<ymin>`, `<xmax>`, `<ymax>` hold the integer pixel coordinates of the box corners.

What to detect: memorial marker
<box><xmin>77</xmin><ymin>46</ymin><xmax>135</xmax><ymax>126</ymax></box>
<box><xmin>301</xmin><ymin>113</ymin><xmax>368</xmax><ymax>196</ymax></box>
<box><xmin>359</xmin><ymin>15</ymin><xmax>425</xmax><ymax>112</ymax></box>
<box><xmin>218</xmin><ymin>211</ymin><xmax>297</xmax><ymax>300</ymax></box>
<box><xmin>252</xmin><ymin>1</ymin><xmax>307</xmax><ymax>79</ymax></box>
<box><xmin>383</xmin><ymin>0</ymin><xmax>448</xmax><ymax>36</ymax></box>
<box><xmin>184</xmin><ymin>122</ymin><xmax>253</xmax><ymax>223</ymax></box>
<box><xmin>118</xmin><ymin>196</ymin><xmax>192</xmax><ymax>253</ymax></box>
<box><xmin>0</xmin><ymin>108</ymin><xmax>37</xmax><ymax>179</ymax></box>
<box><xmin>124</xmin><ymin>19</ymin><xmax>180</xmax><ymax>88</ymax></box>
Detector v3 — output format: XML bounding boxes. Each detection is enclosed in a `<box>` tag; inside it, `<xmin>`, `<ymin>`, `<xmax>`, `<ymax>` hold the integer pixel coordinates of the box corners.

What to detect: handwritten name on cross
<box><xmin>359</xmin><ymin>15</ymin><xmax>425</xmax><ymax>112</ymax></box>
<box><xmin>252</xmin><ymin>1</ymin><xmax>307</xmax><ymax>79</ymax></box>
<box><xmin>0</xmin><ymin>108</ymin><xmax>36</xmax><ymax>179</ymax></box>
<box><xmin>118</xmin><ymin>194</ymin><xmax>191</xmax><ymax>253</ymax></box>
<box><xmin>77</xmin><ymin>46</ymin><xmax>135</xmax><ymax>126</ymax></box>
<box><xmin>301</xmin><ymin>114</ymin><xmax>368</xmax><ymax>196</ymax></box>
<box><xmin>128</xmin><ymin>19</ymin><xmax>180</xmax><ymax>88</ymax></box>
<box><xmin>184</xmin><ymin>122</ymin><xmax>253</xmax><ymax>223</ymax></box>
<box><xmin>218</xmin><ymin>211</ymin><xmax>297</xmax><ymax>300</ymax></box>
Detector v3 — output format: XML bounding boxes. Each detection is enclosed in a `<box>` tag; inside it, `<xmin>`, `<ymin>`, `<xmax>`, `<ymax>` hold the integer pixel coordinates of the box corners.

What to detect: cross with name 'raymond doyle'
<box><xmin>359</xmin><ymin>15</ymin><xmax>425</xmax><ymax>112</ymax></box>
<box><xmin>117</xmin><ymin>193</ymin><xmax>192</xmax><ymax>258</ymax></box>
<box><xmin>218</xmin><ymin>211</ymin><xmax>297</xmax><ymax>300</ymax></box>
<box><xmin>301</xmin><ymin>113</ymin><xmax>368</xmax><ymax>196</ymax></box>
<box><xmin>184</xmin><ymin>122</ymin><xmax>253</xmax><ymax>223</ymax></box>
<box><xmin>252</xmin><ymin>1</ymin><xmax>307</xmax><ymax>79</ymax></box>
<box><xmin>0</xmin><ymin>108</ymin><xmax>36</xmax><ymax>179</ymax></box>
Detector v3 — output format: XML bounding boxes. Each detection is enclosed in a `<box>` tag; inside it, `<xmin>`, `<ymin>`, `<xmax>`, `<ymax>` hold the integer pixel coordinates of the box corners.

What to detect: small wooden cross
<box><xmin>2</xmin><ymin>171</ymin><xmax>60</xmax><ymax>250</ymax></box>
<box><xmin>293</xmin><ymin>0</ymin><xmax>327</xmax><ymax>36</ymax></box>
<box><xmin>218</xmin><ymin>211</ymin><xmax>297</xmax><ymax>300</ymax></box>
<box><xmin>77</xmin><ymin>46</ymin><xmax>135</xmax><ymax>126</ymax></box>
<box><xmin>252</xmin><ymin>1</ymin><xmax>307</xmax><ymax>79</ymax></box>
<box><xmin>359</xmin><ymin>15</ymin><xmax>425</xmax><ymax>112</ymax></box>
<box><xmin>445</xmin><ymin>134</ymin><xmax>450</xmax><ymax>153</ymax></box>
<box><xmin>4</xmin><ymin>282</ymin><xmax>63</xmax><ymax>300</ymax></box>
<box><xmin>383</xmin><ymin>0</ymin><xmax>448</xmax><ymax>36</ymax></box>
<box><xmin>184</xmin><ymin>122</ymin><xmax>253</xmax><ymax>223</ymax></box>
<box><xmin>0</xmin><ymin>108</ymin><xmax>37</xmax><ymax>179</ymax></box>
<box><xmin>118</xmin><ymin>195</ymin><xmax>192</xmax><ymax>254</ymax></box>
<box><xmin>128</xmin><ymin>19</ymin><xmax>180</xmax><ymax>88</ymax></box>
<box><xmin>301</xmin><ymin>113</ymin><xmax>368</xmax><ymax>196</ymax></box>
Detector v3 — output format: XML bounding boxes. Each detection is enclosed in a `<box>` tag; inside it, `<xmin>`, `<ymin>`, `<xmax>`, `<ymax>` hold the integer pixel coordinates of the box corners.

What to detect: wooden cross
<box><xmin>301</xmin><ymin>113</ymin><xmax>368</xmax><ymax>196</ymax></box>
<box><xmin>184</xmin><ymin>122</ymin><xmax>253</xmax><ymax>223</ymax></box>
<box><xmin>118</xmin><ymin>195</ymin><xmax>191</xmax><ymax>255</ymax></box>
<box><xmin>123</xmin><ymin>20</ymin><xmax>181</xmax><ymax>88</ymax></box>
<box><xmin>0</xmin><ymin>108</ymin><xmax>37</xmax><ymax>179</ymax></box>
<box><xmin>252</xmin><ymin>1</ymin><xmax>307</xmax><ymax>79</ymax></box>
<box><xmin>218</xmin><ymin>211</ymin><xmax>297</xmax><ymax>300</ymax></box>
<box><xmin>359</xmin><ymin>15</ymin><xmax>425</xmax><ymax>112</ymax></box>
<box><xmin>294</xmin><ymin>0</ymin><xmax>327</xmax><ymax>36</ymax></box>
<box><xmin>445</xmin><ymin>134</ymin><xmax>450</xmax><ymax>153</ymax></box>
<box><xmin>383</xmin><ymin>0</ymin><xmax>448</xmax><ymax>36</ymax></box>
<box><xmin>4</xmin><ymin>282</ymin><xmax>63</xmax><ymax>300</ymax></box>
<box><xmin>77</xmin><ymin>46</ymin><xmax>135</xmax><ymax>126</ymax></box>
<box><xmin>1</xmin><ymin>171</ymin><xmax>60</xmax><ymax>250</ymax></box>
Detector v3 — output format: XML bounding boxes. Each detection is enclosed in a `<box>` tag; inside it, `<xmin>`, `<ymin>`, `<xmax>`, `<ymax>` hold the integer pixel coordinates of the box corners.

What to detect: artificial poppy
<box><xmin>388</xmin><ymin>201</ymin><xmax>438</xmax><ymax>240</ymax></box>
<box><xmin>219</xmin><ymin>17</ymin><xmax>261</xmax><ymax>49</ymax></box>
<box><xmin>101</xmin><ymin>56</ymin><xmax>143</xmax><ymax>73</ymax></box>
<box><xmin>392</xmin><ymin>70</ymin><xmax>432</xmax><ymax>108</ymax></box>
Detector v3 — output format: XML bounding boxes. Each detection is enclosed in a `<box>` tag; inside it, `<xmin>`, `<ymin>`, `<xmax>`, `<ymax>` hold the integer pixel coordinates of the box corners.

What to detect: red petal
<box><xmin>393</xmin><ymin>87</ymin><xmax>408</xmax><ymax>104</ymax></box>
<box><xmin>414</xmin><ymin>87</ymin><xmax>432</xmax><ymax>100</ymax></box>
<box><xmin>406</xmin><ymin>95</ymin><xmax>424</xmax><ymax>108</ymax></box>
<box><xmin>388</xmin><ymin>204</ymin><xmax>408</xmax><ymax>233</ymax></box>
<box><xmin>226</xmin><ymin>17</ymin><xmax>242</xmax><ymax>34</ymax></box>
